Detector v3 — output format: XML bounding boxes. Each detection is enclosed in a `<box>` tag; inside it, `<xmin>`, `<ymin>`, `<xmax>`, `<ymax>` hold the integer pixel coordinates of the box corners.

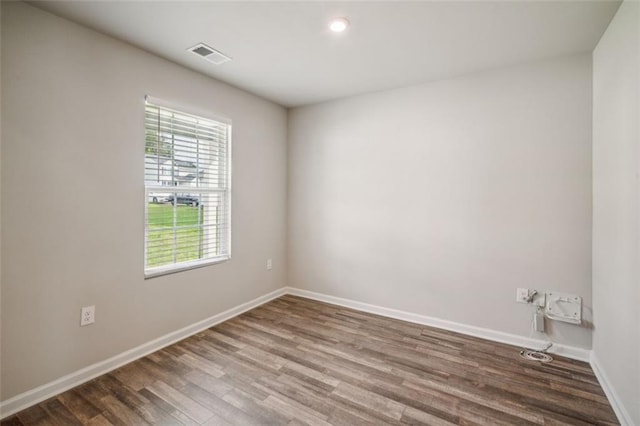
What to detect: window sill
<box><xmin>144</xmin><ymin>255</ymin><xmax>231</xmax><ymax>279</ymax></box>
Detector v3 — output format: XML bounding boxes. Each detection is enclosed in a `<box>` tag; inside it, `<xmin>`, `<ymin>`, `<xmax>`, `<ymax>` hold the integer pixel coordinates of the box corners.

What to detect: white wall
<box><xmin>1</xmin><ymin>1</ymin><xmax>287</xmax><ymax>400</ymax></box>
<box><xmin>592</xmin><ymin>1</ymin><xmax>640</xmax><ymax>424</ymax></box>
<box><xmin>288</xmin><ymin>54</ymin><xmax>593</xmax><ymax>349</ymax></box>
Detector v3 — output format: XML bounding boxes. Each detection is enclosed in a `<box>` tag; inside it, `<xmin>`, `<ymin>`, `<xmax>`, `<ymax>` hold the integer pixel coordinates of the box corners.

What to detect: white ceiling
<box><xmin>30</xmin><ymin>1</ymin><xmax>620</xmax><ymax>107</ymax></box>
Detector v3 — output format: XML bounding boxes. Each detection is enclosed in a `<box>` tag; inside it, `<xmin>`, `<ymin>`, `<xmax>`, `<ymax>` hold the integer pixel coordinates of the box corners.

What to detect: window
<box><xmin>144</xmin><ymin>98</ymin><xmax>231</xmax><ymax>277</ymax></box>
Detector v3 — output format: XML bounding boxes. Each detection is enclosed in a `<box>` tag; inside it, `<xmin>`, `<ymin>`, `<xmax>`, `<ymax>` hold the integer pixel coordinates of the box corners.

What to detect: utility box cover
<box><xmin>545</xmin><ymin>292</ymin><xmax>581</xmax><ymax>324</ymax></box>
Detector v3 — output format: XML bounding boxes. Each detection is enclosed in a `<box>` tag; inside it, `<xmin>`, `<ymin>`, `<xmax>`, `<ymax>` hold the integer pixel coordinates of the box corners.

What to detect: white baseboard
<box><xmin>285</xmin><ymin>287</ymin><xmax>591</xmax><ymax>362</ymax></box>
<box><xmin>590</xmin><ymin>352</ymin><xmax>633</xmax><ymax>426</ymax></box>
<box><xmin>0</xmin><ymin>287</ymin><xmax>287</xmax><ymax>420</ymax></box>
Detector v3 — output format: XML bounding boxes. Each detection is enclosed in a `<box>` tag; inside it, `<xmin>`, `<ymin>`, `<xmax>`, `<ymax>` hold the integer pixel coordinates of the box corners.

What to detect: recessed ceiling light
<box><xmin>329</xmin><ymin>17</ymin><xmax>349</xmax><ymax>33</ymax></box>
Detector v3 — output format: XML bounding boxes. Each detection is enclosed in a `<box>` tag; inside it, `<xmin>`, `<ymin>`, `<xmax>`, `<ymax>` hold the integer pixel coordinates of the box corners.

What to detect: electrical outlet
<box><xmin>516</xmin><ymin>288</ymin><xmax>530</xmax><ymax>303</ymax></box>
<box><xmin>81</xmin><ymin>305</ymin><xmax>95</xmax><ymax>326</ymax></box>
<box><xmin>266</xmin><ymin>259</ymin><xmax>273</xmax><ymax>270</ymax></box>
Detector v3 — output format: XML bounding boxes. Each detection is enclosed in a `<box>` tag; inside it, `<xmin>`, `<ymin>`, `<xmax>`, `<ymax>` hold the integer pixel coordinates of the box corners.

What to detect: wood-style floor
<box><xmin>2</xmin><ymin>295</ymin><xmax>618</xmax><ymax>425</ymax></box>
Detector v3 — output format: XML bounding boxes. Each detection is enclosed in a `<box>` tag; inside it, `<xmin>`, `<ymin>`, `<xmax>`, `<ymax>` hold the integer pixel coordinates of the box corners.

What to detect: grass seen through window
<box><xmin>146</xmin><ymin>203</ymin><xmax>204</xmax><ymax>267</ymax></box>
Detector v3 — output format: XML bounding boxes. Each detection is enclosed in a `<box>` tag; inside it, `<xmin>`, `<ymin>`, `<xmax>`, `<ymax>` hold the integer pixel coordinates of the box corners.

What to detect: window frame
<box><xmin>143</xmin><ymin>96</ymin><xmax>232</xmax><ymax>279</ymax></box>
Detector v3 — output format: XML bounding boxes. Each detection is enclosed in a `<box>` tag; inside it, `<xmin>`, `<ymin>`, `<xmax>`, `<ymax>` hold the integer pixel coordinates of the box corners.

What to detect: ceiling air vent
<box><xmin>189</xmin><ymin>43</ymin><xmax>232</xmax><ymax>65</ymax></box>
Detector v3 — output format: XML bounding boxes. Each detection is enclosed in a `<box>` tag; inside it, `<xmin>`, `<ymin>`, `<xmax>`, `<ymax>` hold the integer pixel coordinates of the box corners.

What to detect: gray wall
<box><xmin>592</xmin><ymin>1</ymin><xmax>640</xmax><ymax>423</ymax></box>
<box><xmin>288</xmin><ymin>54</ymin><xmax>593</xmax><ymax>349</ymax></box>
<box><xmin>1</xmin><ymin>2</ymin><xmax>288</xmax><ymax>400</ymax></box>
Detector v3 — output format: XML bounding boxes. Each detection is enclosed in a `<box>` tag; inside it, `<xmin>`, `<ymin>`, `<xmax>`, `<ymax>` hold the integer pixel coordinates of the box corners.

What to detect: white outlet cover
<box><xmin>81</xmin><ymin>305</ymin><xmax>95</xmax><ymax>326</ymax></box>
<box><xmin>516</xmin><ymin>288</ymin><xmax>529</xmax><ymax>303</ymax></box>
<box><xmin>267</xmin><ymin>259</ymin><xmax>273</xmax><ymax>270</ymax></box>
<box><xmin>516</xmin><ymin>288</ymin><xmax>526</xmax><ymax>302</ymax></box>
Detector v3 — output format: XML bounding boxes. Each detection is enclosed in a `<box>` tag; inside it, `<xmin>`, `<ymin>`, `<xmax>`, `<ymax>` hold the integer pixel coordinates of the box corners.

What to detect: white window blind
<box><xmin>144</xmin><ymin>99</ymin><xmax>231</xmax><ymax>277</ymax></box>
